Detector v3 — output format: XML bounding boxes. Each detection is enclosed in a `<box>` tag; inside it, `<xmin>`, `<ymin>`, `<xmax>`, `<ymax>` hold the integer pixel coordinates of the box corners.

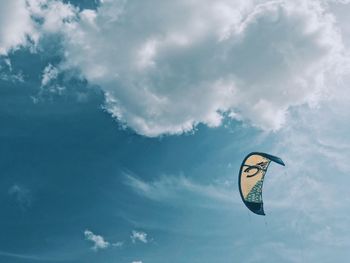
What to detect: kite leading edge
<box><xmin>238</xmin><ymin>152</ymin><xmax>285</xmax><ymax>216</ymax></box>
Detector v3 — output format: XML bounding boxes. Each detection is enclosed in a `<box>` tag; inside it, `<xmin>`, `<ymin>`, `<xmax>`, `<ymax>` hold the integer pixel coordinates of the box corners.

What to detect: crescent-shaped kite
<box><xmin>238</xmin><ymin>152</ymin><xmax>285</xmax><ymax>216</ymax></box>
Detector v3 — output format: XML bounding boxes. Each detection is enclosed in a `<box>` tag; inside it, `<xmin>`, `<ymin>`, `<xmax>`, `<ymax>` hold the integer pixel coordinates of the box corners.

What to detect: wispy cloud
<box><xmin>0</xmin><ymin>250</ymin><xmax>62</xmax><ymax>262</ymax></box>
<box><xmin>124</xmin><ymin>173</ymin><xmax>239</xmax><ymax>207</ymax></box>
<box><xmin>33</xmin><ymin>63</ymin><xmax>66</xmax><ymax>101</ymax></box>
<box><xmin>84</xmin><ymin>230</ymin><xmax>110</xmax><ymax>251</ymax></box>
<box><xmin>266</xmin><ymin>102</ymin><xmax>350</xmax><ymax>219</ymax></box>
<box><xmin>8</xmin><ymin>184</ymin><xmax>32</xmax><ymax>210</ymax></box>
<box><xmin>112</xmin><ymin>241</ymin><xmax>123</xmax><ymax>248</ymax></box>
<box><xmin>41</xmin><ymin>64</ymin><xmax>59</xmax><ymax>87</ymax></box>
<box><xmin>245</xmin><ymin>242</ymin><xmax>304</xmax><ymax>263</ymax></box>
<box><xmin>309</xmin><ymin>225</ymin><xmax>350</xmax><ymax>247</ymax></box>
<box><xmin>0</xmin><ymin>58</ymin><xmax>24</xmax><ymax>82</ymax></box>
<box><xmin>130</xmin><ymin>230</ymin><xmax>148</xmax><ymax>244</ymax></box>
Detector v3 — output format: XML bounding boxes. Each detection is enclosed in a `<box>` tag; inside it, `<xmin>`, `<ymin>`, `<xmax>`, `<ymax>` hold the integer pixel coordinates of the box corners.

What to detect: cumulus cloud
<box><xmin>0</xmin><ymin>0</ymin><xmax>37</xmax><ymax>55</ymax></box>
<box><xmin>58</xmin><ymin>0</ymin><xmax>345</xmax><ymax>136</ymax></box>
<box><xmin>84</xmin><ymin>230</ymin><xmax>110</xmax><ymax>251</ymax></box>
<box><xmin>27</xmin><ymin>0</ymin><xmax>77</xmax><ymax>33</ymax></box>
<box><xmin>0</xmin><ymin>0</ymin><xmax>76</xmax><ymax>56</ymax></box>
<box><xmin>0</xmin><ymin>0</ymin><xmax>346</xmax><ymax>136</ymax></box>
<box><xmin>130</xmin><ymin>230</ymin><xmax>148</xmax><ymax>244</ymax></box>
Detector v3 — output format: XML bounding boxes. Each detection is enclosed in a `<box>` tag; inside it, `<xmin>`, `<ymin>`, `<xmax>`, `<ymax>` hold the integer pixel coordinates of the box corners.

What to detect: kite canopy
<box><xmin>238</xmin><ymin>152</ymin><xmax>285</xmax><ymax>216</ymax></box>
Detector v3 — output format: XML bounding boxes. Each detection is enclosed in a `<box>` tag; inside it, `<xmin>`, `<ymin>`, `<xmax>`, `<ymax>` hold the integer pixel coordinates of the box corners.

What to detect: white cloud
<box><xmin>130</xmin><ymin>230</ymin><xmax>148</xmax><ymax>244</ymax></box>
<box><xmin>0</xmin><ymin>50</ymin><xmax>24</xmax><ymax>82</ymax></box>
<box><xmin>112</xmin><ymin>241</ymin><xmax>123</xmax><ymax>247</ymax></box>
<box><xmin>0</xmin><ymin>0</ymin><xmax>347</xmax><ymax>137</ymax></box>
<box><xmin>0</xmin><ymin>0</ymin><xmax>37</xmax><ymax>55</ymax></box>
<box><xmin>59</xmin><ymin>0</ymin><xmax>345</xmax><ymax>136</ymax></box>
<box><xmin>132</xmin><ymin>261</ymin><xmax>142</xmax><ymax>263</ymax></box>
<box><xmin>84</xmin><ymin>229</ymin><xmax>110</xmax><ymax>251</ymax></box>
<box><xmin>41</xmin><ymin>64</ymin><xmax>59</xmax><ymax>86</ymax></box>
<box><xmin>27</xmin><ymin>0</ymin><xmax>77</xmax><ymax>33</ymax></box>
<box><xmin>36</xmin><ymin>63</ymin><xmax>66</xmax><ymax>98</ymax></box>
<box><xmin>256</xmin><ymin>67</ymin><xmax>350</xmax><ymax>245</ymax></box>
<box><xmin>0</xmin><ymin>0</ymin><xmax>76</xmax><ymax>56</ymax></box>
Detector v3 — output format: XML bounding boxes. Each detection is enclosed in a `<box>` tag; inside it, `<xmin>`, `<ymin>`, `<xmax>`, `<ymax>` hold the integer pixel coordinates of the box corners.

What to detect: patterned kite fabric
<box><xmin>245</xmin><ymin>179</ymin><xmax>264</xmax><ymax>203</ymax></box>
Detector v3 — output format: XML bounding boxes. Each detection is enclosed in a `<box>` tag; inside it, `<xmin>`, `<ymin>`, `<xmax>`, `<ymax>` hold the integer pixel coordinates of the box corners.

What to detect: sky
<box><xmin>1</xmin><ymin>0</ymin><xmax>350</xmax><ymax>262</ymax></box>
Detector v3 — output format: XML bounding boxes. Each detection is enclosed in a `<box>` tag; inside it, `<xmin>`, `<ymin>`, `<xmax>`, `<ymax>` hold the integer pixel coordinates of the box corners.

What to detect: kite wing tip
<box><xmin>245</xmin><ymin>201</ymin><xmax>265</xmax><ymax>216</ymax></box>
<box><xmin>261</xmin><ymin>153</ymin><xmax>285</xmax><ymax>166</ymax></box>
<box><xmin>278</xmin><ymin>159</ymin><xmax>285</xmax><ymax>166</ymax></box>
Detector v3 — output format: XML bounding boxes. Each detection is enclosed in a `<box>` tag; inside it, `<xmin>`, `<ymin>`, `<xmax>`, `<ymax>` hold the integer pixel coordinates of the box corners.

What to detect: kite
<box><xmin>238</xmin><ymin>152</ymin><xmax>285</xmax><ymax>216</ymax></box>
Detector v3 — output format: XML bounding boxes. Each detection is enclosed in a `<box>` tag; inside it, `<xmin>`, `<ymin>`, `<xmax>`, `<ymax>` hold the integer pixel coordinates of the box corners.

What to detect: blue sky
<box><xmin>1</xmin><ymin>0</ymin><xmax>350</xmax><ymax>262</ymax></box>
